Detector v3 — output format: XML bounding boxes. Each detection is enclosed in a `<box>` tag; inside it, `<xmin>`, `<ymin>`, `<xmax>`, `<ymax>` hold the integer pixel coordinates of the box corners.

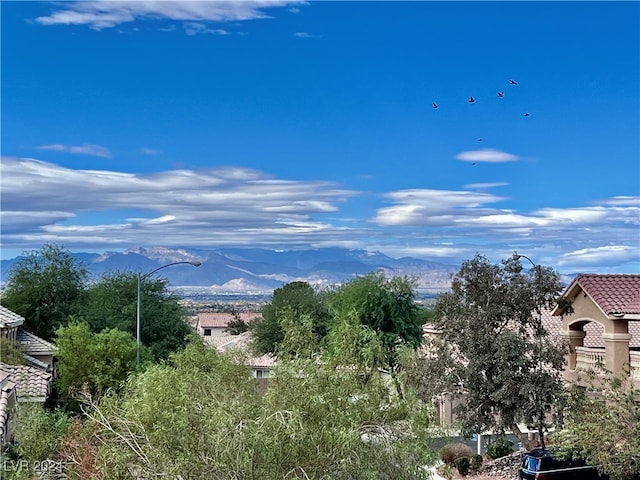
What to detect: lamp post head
<box><xmin>189</xmin><ymin>261</ymin><xmax>202</xmax><ymax>267</ymax></box>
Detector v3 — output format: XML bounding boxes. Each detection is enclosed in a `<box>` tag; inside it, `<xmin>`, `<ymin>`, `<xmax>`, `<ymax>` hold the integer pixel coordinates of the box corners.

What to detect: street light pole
<box><xmin>515</xmin><ymin>253</ymin><xmax>545</xmax><ymax>448</ymax></box>
<box><xmin>136</xmin><ymin>260</ymin><xmax>201</xmax><ymax>366</ymax></box>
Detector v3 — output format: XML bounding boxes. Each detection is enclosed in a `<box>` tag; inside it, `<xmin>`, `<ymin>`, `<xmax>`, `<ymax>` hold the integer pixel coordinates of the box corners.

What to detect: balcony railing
<box><xmin>574</xmin><ymin>347</ymin><xmax>640</xmax><ymax>382</ymax></box>
<box><xmin>575</xmin><ymin>346</ymin><xmax>606</xmax><ymax>373</ymax></box>
<box><xmin>630</xmin><ymin>351</ymin><xmax>640</xmax><ymax>381</ymax></box>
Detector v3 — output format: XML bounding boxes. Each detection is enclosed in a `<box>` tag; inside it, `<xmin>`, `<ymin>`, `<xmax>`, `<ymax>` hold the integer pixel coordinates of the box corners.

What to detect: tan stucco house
<box><xmin>552</xmin><ymin>273</ymin><xmax>640</xmax><ymax>386</ymax></box>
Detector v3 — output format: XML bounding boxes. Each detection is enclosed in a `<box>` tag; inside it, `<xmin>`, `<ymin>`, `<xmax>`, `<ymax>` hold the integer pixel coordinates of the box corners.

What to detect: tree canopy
<box><xmin>55</xmin><ymin>321</ymin><xmax>138</xmax><ymax>402</ymax></box>
<box><xmin>250</xmin><ymin>281</ymin><xmax>330</xmax><ymax>356</ymax></box>
<box><xmin>428</xmin><ymin>254</ymin><xmax>566</xmax><ymax>441</ymax></box>
<box><xmin>326</xmin><ymin>273</ymin><xmax>423</xmax><ymax>369</ymax></box>
<box><xmin>1</xmin><ymin>243</ymin><xmax>88</xmax><ymax>341</ymax></box>
<box><xmin>79</xmin><ymin>271</ymin><xmax>192</xmax><ymax>362</ymax></box>
<box><xmin>58</xmin><ymin>339</ymin><xmax>436</xmax><ymax>479</ymax></box>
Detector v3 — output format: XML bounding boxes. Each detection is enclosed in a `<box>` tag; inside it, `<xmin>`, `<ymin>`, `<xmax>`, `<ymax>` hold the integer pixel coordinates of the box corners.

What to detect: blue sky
<box><xmin>1</xmin><ymin>1</ymin><xmax>639</xmax><ymax>274</ymax></box>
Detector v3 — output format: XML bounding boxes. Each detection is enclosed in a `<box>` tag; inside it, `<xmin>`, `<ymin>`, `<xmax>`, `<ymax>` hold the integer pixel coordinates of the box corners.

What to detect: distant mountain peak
<box><xmin>1</xmin><ymin>246</ymin><xmax>456</xmax><ymax>294</ymax></box>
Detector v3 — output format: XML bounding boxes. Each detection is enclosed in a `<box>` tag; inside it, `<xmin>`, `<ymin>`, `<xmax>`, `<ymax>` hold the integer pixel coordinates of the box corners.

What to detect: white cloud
<box><xmin>139</xmin><ymin>147</ymin><xmax>161</xmax><ymax>155</ymax></box>
<box><xmin>374</xmin><ymin>189</ymin><xmax>507</xmax><ymax>226</ymax></box>
<box><xmin>1</xmin><ymin>156</ymin><xmax>638</xmax><ymax>274</ymax></box>
<box><xmin>455</xmin><ymin>148</ymin><xmax>519</xmax><ymax>163</ymax></box>
<box><xmin>558</xmin><ymin>245</ymin><xmax>638</xmax><ymax>267</ymax></box>
<box><xmin>598</xmin><ymin>196</ymin><xmax>640</xmax><ymax>207</ymax></box>
<box><xmin>34</xmin><ymin>1</ymin><xmax>305</xmax><ymax>30</ymax></box>
<box><xmin>34</xmin><ymin>143</ymin><xmax>112</xmax><ymax>158</ymax></box>
<box><xmin>464</xmin><ymin>182</ymin><xmax>509</xmax><ymax>190</ymax></box>
<box><xmin>293</xmin><ymin>32</ymin><xmax>322</xmax><ymax>39</ymax></box>
<box><xmin>183</xmin><ymin>23</ymin><xmax>229</xmax><ymax>36</ymax></box>
<box><xmin>0</xmin><ymin>156</ymin><xmax>357</xmax><ymax>252</ymax></box>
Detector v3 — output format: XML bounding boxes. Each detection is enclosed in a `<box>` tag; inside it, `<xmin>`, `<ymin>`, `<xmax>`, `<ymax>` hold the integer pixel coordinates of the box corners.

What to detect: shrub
<box><xmin>486</xmin><ymin>437</ymin><xmax>513</xmax><ymax>459</ymax></box>
<box><xmin>471</xmin><ymin>454</ymin><xmax>483</xmax><ymax>471</ymax></box>
<box><xmin>439</xmin><ymin>442</ymin><xmax>473</xmax><ymax>464</ymax></box>
<box><xmin>455</xmin><ymin>456</ymin><xmax>471</xmax><ymax>475</ymax></box>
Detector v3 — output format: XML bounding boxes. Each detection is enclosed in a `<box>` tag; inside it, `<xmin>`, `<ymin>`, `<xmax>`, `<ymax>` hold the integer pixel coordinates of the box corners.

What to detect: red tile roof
<box><xmin>0</xmin><ymin>364</ymin><xmax>52</xmax><ymax>401</ymax></box>
<box><xmin>568</xmin><ymin>274</ymin><xmax>640</xmax><ymax>315</ymax></box>
<box><xmin>197</xmin><ymin>312</ymin><xmax>261</xmax><ymax>328</ymax></box>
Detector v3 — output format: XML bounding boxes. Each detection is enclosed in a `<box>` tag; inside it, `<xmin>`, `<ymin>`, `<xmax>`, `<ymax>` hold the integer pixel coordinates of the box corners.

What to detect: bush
<box><xmin>471</xmin><ymin>454</ymin><xmax>483</xmax><ymax>471</ymax></box>
<box><xmin>455</xmin><ymin>456</ymin><xmax>471</xmax><ymax>475</ymax></box>
<box><xmin>485</xmin><ymin>437</ymin><xmax>513</xmax><ymax>459</ymax></box>
<box><xmin>439</xmin><ymin>442</ymin><xmax>473</xmax><ymax>464</ymax></box>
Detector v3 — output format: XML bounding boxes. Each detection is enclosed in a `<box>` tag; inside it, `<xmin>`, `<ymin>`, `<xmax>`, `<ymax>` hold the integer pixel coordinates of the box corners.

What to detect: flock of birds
<box><xmin>431</xmin><ymin>79</ymin><xmax>528</xmax><ymax>116</ymax></box>
<box><xmin>431</xmin><ymin>79</ymin><xmax>529</xmax><ymax>166</ymax></box>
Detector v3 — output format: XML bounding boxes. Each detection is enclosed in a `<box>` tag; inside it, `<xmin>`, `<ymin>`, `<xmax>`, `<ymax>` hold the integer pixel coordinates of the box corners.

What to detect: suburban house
<box><xmin>216</xmin><ymin>331</ymin><xmax>276</xmax><ymax>381</ymax></box>
<box><xmin>194</xmin><ymin>311</ymin><xmax>275</xmax><ymax>384</ymax></box>
<box><xmin>195</xmin><ymin>311</ymin><xmax>261</xmax><ymax>339</ymax></box>
<box><xmin>553</xmin><ymin>273</ymin><xmax>640</xmax><ymax>386</ymax></box>
<box><xmin>426</xmin><ymin>273</ymin><xmax>640</xmax><ymax>427</ymax></box>
<box><xmin>0</xmin><ymin>305</ymin><xmax>56</xmax><ymax>444</ymax></box>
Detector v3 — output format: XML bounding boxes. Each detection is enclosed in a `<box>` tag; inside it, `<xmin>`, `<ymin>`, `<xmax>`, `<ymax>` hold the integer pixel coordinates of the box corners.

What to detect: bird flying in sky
<box><xmin>509</xmin><ymin>79</ymin><xmax>518</xmax><ymax>85</ymax></box>
<box><xmin>497</xmin><ymin>91</ymin><xmax>504</xmax><ymax>97</ymax></box>
<box><xmin>468</xmin><ymin>96</ymin><xmax>475</xmax><ymax>103</ymax></box>
<box><xmin>432</xmin><ymin>102</ymin><xmax>439</xmax><ymax>109</ymax></box>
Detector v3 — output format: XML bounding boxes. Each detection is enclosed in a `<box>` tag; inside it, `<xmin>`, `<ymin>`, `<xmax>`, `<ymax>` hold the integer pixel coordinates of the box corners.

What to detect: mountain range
<box><xmin>0</xmin><ymin>246</ymin><xmax>457</xmax><ymax>295</ymax></box>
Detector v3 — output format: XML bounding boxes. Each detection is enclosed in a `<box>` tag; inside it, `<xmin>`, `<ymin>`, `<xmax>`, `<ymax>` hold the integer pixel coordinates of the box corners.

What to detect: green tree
<box><xmin>80</xmin><ymin>271</ymin><xmax>191</xmax><ymax>362</ymax></box>
<box><xmin>250</xmin><ymin>281</ymin><xmax>330</xmax><ymax>355</ymax></box>
<box><xmin>61</xmin><ymin>338</ymin><xmax>436</xmax><ymax>480</ymax></box>
<box><xmin>1</xmin><ymin>243</ymin><xmax>88</xmax><ymax>341</ymax></box>
<box><xmin>224</xmin><ymin>310</ymin><xmax>249</xmax><ymax>335</ymax></box>
<box><xmin>55</xmin><ymin>321</ymin><xmax>137</xmax><ymax>402</ymax></box>
<box><xmin>326</xmin><ymin>273</ymin><xmax>422</xmax><ymax>366</ymax></box>
<box><xmin>430</xmin><ymin>254</ymin><xmax>566</xmax><ymax>442</ymax></box>
<box><xmin>554</xmin><ymin>374</ymin><xmax>640</xmax><ymax>480</ymax></box>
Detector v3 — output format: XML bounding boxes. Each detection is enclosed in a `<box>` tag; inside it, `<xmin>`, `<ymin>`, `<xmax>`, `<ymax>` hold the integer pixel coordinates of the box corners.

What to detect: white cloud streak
<box><xmin>1</xmin><ymin>157</ymin><xmax>638</xmax><ymax>274</ymax></box>
<box><xmin>455</xmin><ymin>148</ymin><xmax>519</xmax><ymax>163</ymax></box>
<box><xmin>34</xmin><ymin>143</ymin><xmax>112</xmax><ymax>158</ymax></box>
<box><xmin>34</xmin><ymin>1</ymin><xmax>306</xmax><ymax>30</ymax></box>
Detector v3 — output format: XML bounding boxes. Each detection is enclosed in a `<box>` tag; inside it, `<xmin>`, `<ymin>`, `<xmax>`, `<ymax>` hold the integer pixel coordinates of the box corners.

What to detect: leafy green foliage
<box><xmin>55</xmin><ymin>321</ymin><xmax>137</xmax><ymax>401</ymax></box>
<box><xmin>554</xmin><ymin>375</ymin><xmax>640</xmax><ymax>480</ymax></box>
<box><xmin>485</xmin><ymin>437</ymin><xmax>513</xmax><ymax>459</ymax></box>
<box><xmin>0</xmin><ymin>337</ymin><xmax>24</xmax><ymax>365</ymax></box>
<box><xmin>326</xmin><ymin>273</ymin><xmax>423</xmax><ymax>372</ymax></box>
<box><xmin>80</xmin><ymin>271</ymin><xmax>191</xmax><ymax>362</ymax></box>
<box><xmin>250</xmin><ymin>281</ymin><xmax>330</xmax><ymax>355</ymax></box>
<box><xmin>430</xmin><ymin>254</ymin><xmax>567</xmax><ymax>440</ymax></box>
<box><xmin>327</xmin><ymin>273</ymin><xmax>422</xmax><ymax>348</ymax></box>
<box><xmin>1</xmin><ymin>243</ymin><xmax>88</xmax><ymax>341</ymax></box>
<box><xmin>14</xmin><ymin>403</ymin><xmax>71</xmax><ymax>464</ymax></box>
<box><xmin>63</xmin><ymin>338</ymin><xmax>436</xmax><ymax>479</ymax></box>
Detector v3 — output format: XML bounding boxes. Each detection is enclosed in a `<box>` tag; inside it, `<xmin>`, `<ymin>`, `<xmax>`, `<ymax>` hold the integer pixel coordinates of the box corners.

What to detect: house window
<box><xmin>203</xmin><ymin>328</ymin><xmax>212</xmax><ymax>336</ymax></box>
<box><xmin>255</xmin><ymin>369</ymin><xmax>269</xmax><ymax>379</ymax></box>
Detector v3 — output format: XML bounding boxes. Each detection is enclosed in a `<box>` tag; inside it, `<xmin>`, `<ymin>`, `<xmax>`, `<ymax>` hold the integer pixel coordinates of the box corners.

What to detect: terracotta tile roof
<box><xmin>564</xmin><ymin>274</ymin><xmax>640</xmax><ymax>316</ymax></box>
<box><xmin>0</xmin><ymin>363</ymin><xmax>52</xmax><ymax>401</ymax></box>
<box><xmin>0</xmin><ymin>373</ymin><xmax>17</xmax><ymax>443</ymax></box>
<box><xmin>0</xmin><ymin>305</ymin><xmax>25</xmax><ymax>329</ymax></box>
<box><xmin>16</xmin><ymin>328</ymin><xmax>57</xmax><ymax>355</ymax></box>
<box><xmin>197</xmin><ymin>312</ymin><xmax>261</xmax><ymax>328</ymax></box>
